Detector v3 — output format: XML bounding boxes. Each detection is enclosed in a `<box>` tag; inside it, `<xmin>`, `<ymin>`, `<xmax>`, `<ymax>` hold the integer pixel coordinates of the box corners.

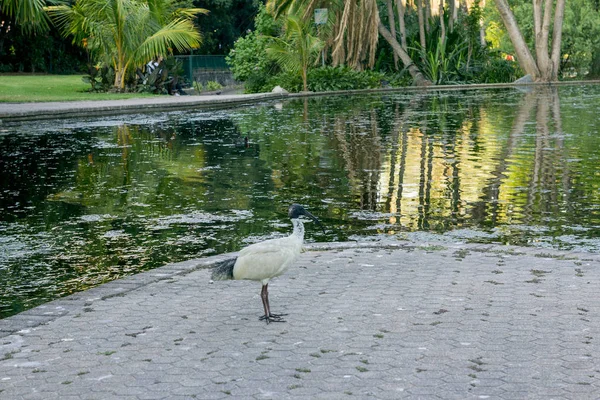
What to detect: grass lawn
<box><xmin>0</xmin><ymin>74</ymin><xmax>159</xmax><ymax>102</ymax></box>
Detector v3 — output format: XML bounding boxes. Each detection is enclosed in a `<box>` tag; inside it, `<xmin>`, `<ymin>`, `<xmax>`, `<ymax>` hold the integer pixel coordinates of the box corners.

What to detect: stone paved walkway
<box><xmin>1</xmin><ymin>241</ymin><xmax>599</xmax><ymax>399</ymax></box>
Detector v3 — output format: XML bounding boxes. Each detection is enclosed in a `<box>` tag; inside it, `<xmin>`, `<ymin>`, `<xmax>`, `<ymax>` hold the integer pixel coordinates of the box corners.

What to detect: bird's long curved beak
<box><xmin>304</xmin><ymin>210</ymin><xmax>326</xmax><ymax>234</ymax></box>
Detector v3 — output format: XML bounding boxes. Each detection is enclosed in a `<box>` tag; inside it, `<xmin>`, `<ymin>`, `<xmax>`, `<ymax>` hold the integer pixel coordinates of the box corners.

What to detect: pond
<box><xmin>1</xmin><ymin>85</ymin><xmax>600</xmax><ymax>319</ymax></box>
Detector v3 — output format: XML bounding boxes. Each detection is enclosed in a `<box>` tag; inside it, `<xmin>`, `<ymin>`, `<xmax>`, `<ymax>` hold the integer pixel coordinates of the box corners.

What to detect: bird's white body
<box><xmin>232</xmin><ymin>219</ymin><xmax>304</xmax><ymax>285</ymax></box>
<box><xmin>211</xmin><ymin>204</ymin><xmax>320</xmax><ymax>323</ymax></box>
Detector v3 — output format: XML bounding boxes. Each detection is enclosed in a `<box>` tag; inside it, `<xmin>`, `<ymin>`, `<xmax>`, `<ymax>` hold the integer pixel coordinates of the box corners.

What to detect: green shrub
<box><xmin>82</xmin><ymin>57</ymin><xmax>185</xmax><ymax>93</ymax></box>
<box><xmin>387</xmin><ymin>71</ymin><xmax>413</xmax><ymax>87</ymax></box>
<box><xmin>246</xmin><ymin>66</ymin><xmax>394</xmax><ymax>93</ymax></box>
<box><xmin>307</xmin><ymin>66</ymin><xmax>386</xmax><ymax>92</ymax></box>
<box><xmin>244</xmin><ymin>71</ymin><xmax>271</xmax><ymax>93</ymax></box>
<box><xmin>226</xmin><ymin>5</ymin><xmax>281</xmax><ymax>83</ymax></box>
<box><xmin>135</xmin><ymin>57</ymin><xmax>184</xmax><ymax>94</ymax></box>
<box><xmin>226</xmin><ymin>32</ymin><xmax>270</xmax><ymax>82</ymax></box>
<box><xmin>82</xmin><ymin>64</ymin><xmax>115</xmax><ymax>92</ymax></box>
<box><xmin>265</xmin><ymin>71</ymin><xmax>303</xmax><ymax>93</ymax></box>
<box><xmin>135</xmin><ymin>65</ymin><xmax>168</xmax><ymax>93</ymax></box>
<box><xmin>307</xmin><ymin>66</ymin><xmax>355</xmax><ymax>91</ymax></box>
<box><xmin>193</xmin><ymin>80</ymin><xmax>223</xmax><ymax>93</ymax></box>
<box><xmin>589</xmin><ymin>49</ymin><xmax>600</xmax><ymax>78</ymax></box>
<box><xmin>471</xmin><ymin>56</ymin><xmax>520</xmax><ymax>83</ymax></box>
<box><xmin>205</xmin><ymin>81</ymin><xmax>223</xmax><ymax>91</ymax></box>
<box><xmin>254</xmin><ymin>3</ymin><xmax>283</xmax><ymax>37</ymax></box>
<box><xmin>358</xmin><ymin>70</ymin><xmax>388</xmax><ymax>88</ymax></box>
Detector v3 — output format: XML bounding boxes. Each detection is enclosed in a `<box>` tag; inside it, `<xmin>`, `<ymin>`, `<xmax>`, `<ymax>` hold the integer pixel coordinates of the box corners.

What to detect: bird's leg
<box><xmin>265</xmin><ymin>284</ymin><xmax>288</xmax><ymax>319</ymax></box>
<box><xmin>258</xmin><ymin>284</ymin><xmax>286</xmax><ymax>323</ymax></box>
<box><xmin>260</xmin><ymin>284</ymin><xmax>271</xmax><ymax>321</ymax></box>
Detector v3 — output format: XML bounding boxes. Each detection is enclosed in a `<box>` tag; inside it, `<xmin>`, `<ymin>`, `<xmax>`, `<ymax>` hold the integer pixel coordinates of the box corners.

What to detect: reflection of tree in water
<box><xmin>332</xmin><ymin>109</ymin><xmax>382</xmax><ymax>211</ymax></box>
<box><xmin>68</xmin><ymin>117</ymin><xmax>264</xmax><ymax>210</ymax></box>
<box><xmin>0</xmin><ymin>130</ymin><xmax>97</xmax><ymax>222</ymax></box>
<box><xmin>323</xmin><ymin>87</ymin><xmax>588</xmax><ymax>235</ymax></box>
<box><xmin>528</xmin><ymin>87</ymin><xmax>564</xmax><ymax>224</ymax></box>
<box><xmin>0</xmin><ymin>117</ymin><xmax>270</xmax><ymax>319</ymax></box>
<box><xmin>470</xmin><ymin>89</ymin><xmax>537</xmax><ymax>226</ymax></box>
<box><xmin>327</xmin><ymin>93</ymin><xmax>477</xmax><ymax>226</ymax></box>
<box><xmin>474</xmin><ymin>87</ymin><xmax>571</xmax><ymax>230</ymax></box>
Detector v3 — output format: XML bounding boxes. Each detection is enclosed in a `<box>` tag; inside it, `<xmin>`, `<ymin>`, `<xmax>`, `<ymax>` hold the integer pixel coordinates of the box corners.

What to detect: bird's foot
<box><xmin>269</xmin><ymin>312</ymin><xmax>288</xmax><ymax>319</ymax></box>
<box><xmin>259</xmin><ymin>313</ymin><xmax>287</xmax><ymax>324</ymax></box>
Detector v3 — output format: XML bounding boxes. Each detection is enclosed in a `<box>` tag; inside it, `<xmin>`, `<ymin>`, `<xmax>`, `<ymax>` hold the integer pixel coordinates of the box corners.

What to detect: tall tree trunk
<box><xmin>114</xmin><ymin>60</ymin><xmax>125</xmax><ymax>90</ymax></box>
<box><xmin>479</xmin><ymin>0</ymin><xmax>486</xmax><ymax>47</ymax></box>
<box><xmin>386</xmin><ymin>0</ymin><xmax>399</xmax><ymax>68</ymax></box>
<box><xmin>495</xmin><ymin>0</ymin><xmax>565</xmax><ymax>81</ymax></box>
<box><xmin>417</xmin><ymin>0</ymin><xmax>426</xmax><ymax>50</ymax></box>
<box><xmin>439</xmin><ymin>0</ymin><xmax>446</xmax><ymax>48</ymax></box>
<box><xmin>378</xmin><ymin>22</ymin><xmax>432</xmax><ymax>86</ymax></box>
<box><xmin>494</xmin><ymin>0</ymin><xmax>540</xmax><ymax>79</ymax></box>
<box><xmin>395</xmin><ymin>0</ymin><xmax>408</xmax><ymax>49</ymax></box>
<box><xmin>425</xmin><ymin>0</ymin><xmax>431</xmax><ymax>33</ymax></box>
<box><xmin>533</xmin><ymin>0</ymin><xmax>553</xmax><ymax>79</ymax></box>
<box><xmin>448</xmin><ymin>0</ymin><xmax>455</xmax><ymax>32</ymax></box>
<box><xmin>452</xmin><ymin>0</ymin><xmax>459</xmax><ymax>24</ymax></box>
<box><xmin>550</xmin><ymin>0</ymin><xmax>566</xmax><ymax>79</ymax></box>
<box><xmin>302</xmin><ymin>67</ymin><xmax>308</xmax><ymax>92</ymax></box>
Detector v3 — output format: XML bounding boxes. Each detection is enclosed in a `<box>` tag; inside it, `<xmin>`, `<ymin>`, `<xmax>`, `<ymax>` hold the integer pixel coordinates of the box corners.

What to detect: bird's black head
<box><xmin>288</xmin><ymin>204</ymin><xmax>325</xmax><ymax>233</ymax></box>
<box><xmin>288</xmin><ymin>204</ymin><xmax>309</xmax><ymax>219</ymax></box>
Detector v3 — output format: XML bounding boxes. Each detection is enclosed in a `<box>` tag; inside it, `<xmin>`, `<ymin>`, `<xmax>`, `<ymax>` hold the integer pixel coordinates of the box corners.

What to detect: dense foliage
<box><xmin>0</xmin><ymin>19</ymin><xmax>86</xmax><ymax>73</ymax></box>
<box><xmin>2</xmin><ymin>0</ymin><xmax>600</xmax><ymax>88</ymax></box>
<box><xmin>82</xmin><ymin>56</ymin><xmax>187</xmax><ymax>94</ymax></box>
<box><xmin>265</xmin><ymin>15</ymin><xmax>323</xmax><ymax>91</ymax></box>
<box><xmin>193</xmin><ymin>0</ymin><xmax>260</xmax><ymax>55</ymax></box>
<box><xmin>48</xmin><ymin>0</ymin><xmax>204</xmax><ymax>90</ymax></box>
<box><xmin>225</xmin><ymin>5</ymin><xmax>280</xmax><ymax>81</ymax></box>
<box><xmin>484</xmin><ymin>0</ymin><xmax>600</xmax><ymax>78</ymax></box>
<box><xmin>405</xmin><ymin>9</ymin><xmax>519</xmax><ymax>84</ymax></box>
<box><xmin>0</xmin><ymin>1</ymin><xmax>259</xmax><ymax>78</ymax></box>
<box><xmin>308</xmin><ymin>67</ymin><xmax>386</xmax><ymax>91</ymax></box>
<box><xmin>227</xmin><ymin>2</ymin><xmax>522</xmax><ymax>92</ymax></box>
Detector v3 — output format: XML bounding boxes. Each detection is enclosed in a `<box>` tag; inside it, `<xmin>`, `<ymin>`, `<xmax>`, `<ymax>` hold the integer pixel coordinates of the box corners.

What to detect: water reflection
<box><xmin>1</xmin><ymin>86</ymin><xmax>599</xmax><ymax>318</ymax></box>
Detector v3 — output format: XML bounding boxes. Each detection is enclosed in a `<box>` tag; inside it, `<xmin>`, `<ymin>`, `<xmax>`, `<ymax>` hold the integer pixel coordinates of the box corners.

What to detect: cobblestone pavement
<box><xmin>1</xmin><ymin>241</ymin><xmax>599</xmax><ymax>399</ymax></box>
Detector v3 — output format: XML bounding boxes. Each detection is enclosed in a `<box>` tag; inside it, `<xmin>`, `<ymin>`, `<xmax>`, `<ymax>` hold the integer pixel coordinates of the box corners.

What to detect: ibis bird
<box><xmin>211</xmin><ymin>204</ymin><xmax>323</xmax><ymax>323</ymax></box>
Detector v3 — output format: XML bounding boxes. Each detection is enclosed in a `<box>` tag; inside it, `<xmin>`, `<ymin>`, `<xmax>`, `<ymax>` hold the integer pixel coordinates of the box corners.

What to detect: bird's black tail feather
<box><xmin>211</xmin><ymin>258</ymin><xmax>237</xmax><ymax>281</ymax></box>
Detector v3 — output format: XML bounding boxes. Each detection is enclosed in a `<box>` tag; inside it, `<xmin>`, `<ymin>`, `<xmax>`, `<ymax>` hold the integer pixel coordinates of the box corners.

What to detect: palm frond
<box><xmin>266</xmin><ymin>40</ymin><xmax>302</xmax><ymax>73</ymax></box>
<box><xmin>47</xmin><ymin>0</ymin><xmax>205</xmax><ymax>89</ymax></box>
<box><xmin>3</xmin><ymin>0</ymin><xmax>50</xmax><ymax>33</ymax></box>
<box><xmin>133</xmin><ymin>19</ymin><xmax>201</xmax><ymax>66</ymax></box>
<box><xmin>266</xmin><ymin>0</ymin><xmax>295</xmax><ymax>18</ymax></box>
<box><xmin>173</xmin><ymin>7</ymin><xmax>209</xmax><ymax>19</ymax></box>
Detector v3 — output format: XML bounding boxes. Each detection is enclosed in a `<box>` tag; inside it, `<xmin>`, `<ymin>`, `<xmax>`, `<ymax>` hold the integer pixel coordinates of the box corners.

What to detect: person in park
<box><xmin>143</xmin><ymin>55</ymin><xmax>184</xmax><ymax>95</ymax></box>
<box><xmin>146</xmin><ymin>55</ymin><xmax>164</xmax><ymax>74</ymax></box>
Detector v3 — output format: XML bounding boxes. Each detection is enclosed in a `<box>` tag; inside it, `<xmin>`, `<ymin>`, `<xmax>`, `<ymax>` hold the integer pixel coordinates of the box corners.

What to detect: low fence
<box><xmin>174</xmin><ymin>55</ymin><xmax>237</xmax><ymax>88</ymax></box>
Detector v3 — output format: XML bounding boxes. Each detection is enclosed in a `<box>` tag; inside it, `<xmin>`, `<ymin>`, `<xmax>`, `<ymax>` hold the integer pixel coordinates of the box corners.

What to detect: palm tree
<box><xmin>267</xmin><ymin>0</ymin><xmax>431</xmax><ymax>85</ymax></box>
<box><xmin>267</xmin><ymin>0</ymin><xmax>378</xmax><ymax>69</ymax></box>
<box><xmin>46</xmin><ymin>0</ymin><xmax>207</xmax><ymax>90</ymax></box>
<box><xmin>1</xmin><ymin>0</ymin><xmax>50</xmax><ymax>33</ymax></box>
<box><xmin>266</xmin><ymin>15</ymin><xmax>323</xmax><ymax>92</ymax></box>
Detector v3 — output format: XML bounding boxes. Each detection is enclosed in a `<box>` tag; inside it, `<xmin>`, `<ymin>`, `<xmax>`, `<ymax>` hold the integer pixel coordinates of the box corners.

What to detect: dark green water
<box><xmin>1</xmin><ymin>85</ymin><xmax>600</xmax><ymax>318</ymax></box>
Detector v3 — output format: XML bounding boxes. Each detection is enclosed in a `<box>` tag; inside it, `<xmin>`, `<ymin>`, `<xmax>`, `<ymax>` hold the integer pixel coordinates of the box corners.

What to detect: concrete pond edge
<box><xmin>2</xmin><ymin>80</ymin><xmax>600</xmax><ymax>123</ymax></box>
<box><xmin>2</xmin><ymin>239</ymin><xmax>599</xmax><ymax>339</ymax></box>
